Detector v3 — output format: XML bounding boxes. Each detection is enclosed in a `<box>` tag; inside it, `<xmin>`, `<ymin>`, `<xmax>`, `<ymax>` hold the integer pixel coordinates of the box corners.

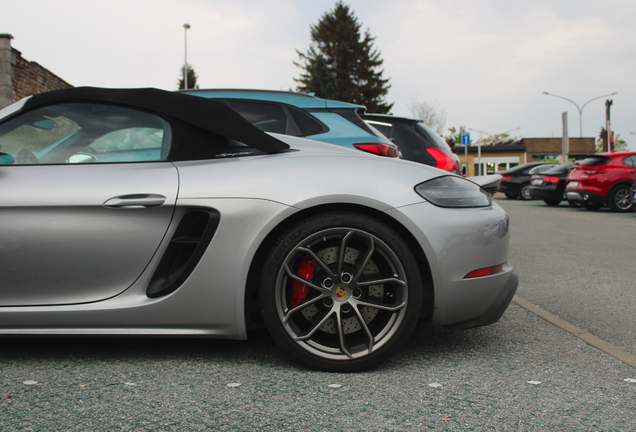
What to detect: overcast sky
<box><xmin>2</xmin><ymin>0</ymin><xmax>635</xmax><ymax>149</ymax></box>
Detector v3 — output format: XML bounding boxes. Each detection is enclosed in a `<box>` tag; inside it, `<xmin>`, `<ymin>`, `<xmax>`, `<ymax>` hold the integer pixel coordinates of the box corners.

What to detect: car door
<box><xmin>0</xmin><ymin>102</ymin><xmax>178</xmax><ymax>306</ymax></box>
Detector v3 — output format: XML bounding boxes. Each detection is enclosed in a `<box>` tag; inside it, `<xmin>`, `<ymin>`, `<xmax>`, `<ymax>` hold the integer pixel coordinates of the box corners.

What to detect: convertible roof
<box><xmin>22</xmin><ymin>87</ymin><xmax>290</xmax><ymax>154</ymax></box>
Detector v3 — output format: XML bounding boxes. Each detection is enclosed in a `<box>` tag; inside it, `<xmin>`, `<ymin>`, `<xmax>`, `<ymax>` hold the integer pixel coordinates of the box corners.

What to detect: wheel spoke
<box><xmin>283</xmin><ymin>294</ymin><xmax>329</xmax><ymax>325</ymax></box>
<box><xmin>284</xmin><ymin>263</ymin><xmax>331</xmax><ymax>294</ymax></box>
<box><xmin>352</xmin><ymin>236</ymin><xmax>375</xmax><ymax>283</ymax></box>
<box><xmin>352</xmin><ymin>297</ymin><xmax>407</xmax><ymax>312</ymax></box>
<box><xmin>352</xmin><ymin>305</ymin><xmax>375</xmax><ymax>354</ymax></box>
<box><xmin>296</xmin><ymin>247</ymin><xmax>336</xmax><ymax>278</ymax></box>
<box><xmin>336</xmin><ymin>230</ymin><xmax>354</xmax><ymax>276</ymax></box>
<box><xmin>335</xmin><ymin>308</ymin><xmax>353</xmax><ymax>359</ymax></box>
<box><xmin>292</xmin><ymin>307</ymin><xmax>336</xmax><ymax>341</ymax></box>
<box><xmin>355</xmin><ymin>277</ymin><xmax>406</xmax><ymax>287</ymax></box>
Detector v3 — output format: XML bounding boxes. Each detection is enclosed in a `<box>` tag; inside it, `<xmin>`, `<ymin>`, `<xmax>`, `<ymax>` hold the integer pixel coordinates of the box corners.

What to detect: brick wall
<box><xmin>12</xmin><ymin>54</ymin><xmax>72</xmax><ymax>101</ymax></box>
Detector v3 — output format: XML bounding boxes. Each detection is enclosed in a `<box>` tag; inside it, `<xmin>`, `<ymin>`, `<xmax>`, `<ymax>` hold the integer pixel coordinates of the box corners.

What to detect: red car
<box><xmin>565</xmin><ymin>151</ymin><xmax>636</xmax><ymax>212</ymax></box>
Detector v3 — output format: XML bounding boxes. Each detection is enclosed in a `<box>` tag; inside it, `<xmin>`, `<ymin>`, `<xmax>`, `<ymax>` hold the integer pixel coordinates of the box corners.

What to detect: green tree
<box><xmin>295</xmin><ymin>1</ymin><xmax>392</xmax><ymax>113</ymax></box>
<box><xmin>596</xmin><ymin>128</ymin><xmax>628</xmax><ymax>152</ymax></box>
<box><xmin>305</xmin><ymin>54</ymin><xmax>338</xmax><ymax>100</ymax></box>
<box><xmin>177</xmin><ymin>63</ymin><xmax>199</xmax><ymax>90</ymax></box>
<box><xmin>445</xmin><ymin>126</ymin><xmax>468</xmax><ymax>144</ymax></box>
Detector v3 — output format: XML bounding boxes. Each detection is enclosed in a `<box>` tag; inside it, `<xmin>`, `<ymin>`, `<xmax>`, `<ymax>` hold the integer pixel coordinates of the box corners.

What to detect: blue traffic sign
<box><xmin>460</xmin><ymin>132</ymin><xmax>470</xmax><ymax>145</ymax></box>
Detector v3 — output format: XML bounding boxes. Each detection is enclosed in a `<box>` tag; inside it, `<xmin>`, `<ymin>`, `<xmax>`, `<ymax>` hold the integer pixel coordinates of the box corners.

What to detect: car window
<box><xmin>227</xmin><ymin>101</ymin><xmax>294</xmax><ymax>136</ymax></box>
<box><xmin>531</xmin><ymin>164</ymin><xmax>557</xmax><ymax>174</ymax></box>
<box><xmin>287</xmin><ymin>106</ymin><xmax>327</xmax><ymax>136</ymax></box>
<box><xmin>365</xmin><ymin>120</ymin><xmax>393</xmax><ymax>138</ymax></box>
<box><xmin>622</xmin><ymin>156</ymin><xmax>635</xmax><ymax>168</ymax></box>
<box><xmin>544</xmin><ymin>162</ymin><xmax>574</xmax><ymax>174</ymax></box>
<box><xmin>414</xmin><ymin>122</ymin><xmax>453</xmax><ymax>152</ymax></box>
<box><xmin>577</xmin><ymin>156</ymin><xmax>610</xmax><ymax>166</ymax></box>
<box><xmin>0</xmin><ymin>103</ymin><xmax>170</xmax><ymax>165</ymax></box>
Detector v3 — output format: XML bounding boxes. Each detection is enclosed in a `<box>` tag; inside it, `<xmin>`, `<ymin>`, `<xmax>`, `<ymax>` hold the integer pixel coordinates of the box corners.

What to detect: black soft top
<box><xmin>22</xmin><ymin>87</ymin><xmax>290</xmax><ymax>155</ymax></box>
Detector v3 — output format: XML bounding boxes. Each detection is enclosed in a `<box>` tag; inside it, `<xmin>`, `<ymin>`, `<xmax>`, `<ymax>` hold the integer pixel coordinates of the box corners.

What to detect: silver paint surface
<box><xmin>0</xmin><ymin>134</ymin><xmax>513</xmax><ymax>337</ymax></box>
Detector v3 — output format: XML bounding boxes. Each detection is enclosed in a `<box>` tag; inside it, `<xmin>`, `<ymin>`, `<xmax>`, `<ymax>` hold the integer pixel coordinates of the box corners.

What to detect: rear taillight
<box><xmin>583</xmin><ymin>170</ymin><xmax>599</xmax><ymax>175</ymax></box>
<box><xmin>353</xmin><ymin>143</ymin><xmax>399</xmax><ymax>158</ymax></box>
<box><xmin>465</xmin><ymin>264</ymin><xmax>505</xmax><ymax>279</ymax></box>
<box><xmin>426</xmin><ymin>148</ymin><xmax>457</xmax><ymax>171</ymax></box>
<box><xmin>544</xmin><ymin>176</ymin><xmax>560</xmax><ymax>183</ymax></box>
<box><xmin>501</xmin><ymin>175</ymin><xmax>512</xmax><ymax>180</ymax></box>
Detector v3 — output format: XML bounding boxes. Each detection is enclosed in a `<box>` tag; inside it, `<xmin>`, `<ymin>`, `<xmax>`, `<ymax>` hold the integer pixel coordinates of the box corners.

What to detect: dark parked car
<box><xmin>498</xmin><ymin>162</ymin><xmax>559</xmax><ymax>200</ymax></box>
<box><xmin>528</xmin><ymin>162</ymin><xmax>577</xmax><ymax>206</ymax></box>
<box><xmin>362</xmin><ymin>114</ymin><xmax>461</xmax><ymax>174</ymax></box>
<box><xmin>566</xmin><ymin>152</ymin><xmax>636</xmax><ymax>212</ymax></box>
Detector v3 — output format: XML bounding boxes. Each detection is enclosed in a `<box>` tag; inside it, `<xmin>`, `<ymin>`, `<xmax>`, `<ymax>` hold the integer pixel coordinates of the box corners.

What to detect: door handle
<box><xmin>104</xmin><ymin>194</ymin><xmax>166</xmax><ymax>208</ymax></box>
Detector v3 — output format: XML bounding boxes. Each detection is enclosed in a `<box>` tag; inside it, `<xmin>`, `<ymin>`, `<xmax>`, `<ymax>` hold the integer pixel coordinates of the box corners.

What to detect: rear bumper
<box><xmin>565</xmin><ymin>190</ymin><xmax>606</xmax><ymax>205</ymax></box>
<box><xmin>528</xmin><ymin>186</ymin><xmax>561</xmax><ymax>201</ymax></box>
<box><xmin>497</xmin><ymin>183</ymin><xmax>520</xmax><ymax>196</ymax></box>
<box><xmin>444</xmin><ymin>272</ymin><xmax>519</xmax><ymax>330</ymax></box>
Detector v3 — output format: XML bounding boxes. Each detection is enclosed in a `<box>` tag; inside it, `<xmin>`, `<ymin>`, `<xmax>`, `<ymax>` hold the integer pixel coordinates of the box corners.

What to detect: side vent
<box><xmin>147</xmin><ymin>209</ymin><xmax>220</xmax><ymax>298</ymax></box>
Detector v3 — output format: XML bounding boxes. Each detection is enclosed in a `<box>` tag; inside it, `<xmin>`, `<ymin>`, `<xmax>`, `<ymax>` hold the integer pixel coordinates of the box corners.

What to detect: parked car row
<box><xmin>499</xmin><ymin>152</ymin><xmax>636</xmax><ymax>212</ymax></box>
<box><xmin>184</xmin><ymin>89</ymin><xmax>461</xmax><ymax>174</ymax></box>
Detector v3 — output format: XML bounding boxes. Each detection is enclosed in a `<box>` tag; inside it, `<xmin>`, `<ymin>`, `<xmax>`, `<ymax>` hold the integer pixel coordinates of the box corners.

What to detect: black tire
<box><xmin>544</xmin><ymin>199</ymin><xmax>561</xmax><ymax>206</ymax></box>
<box><xmin>504</xmin><ymin>193</ymin><xmax>517</xmax><ymax>200</ymax></box>
<box><xmin>259</xmin><ymin>211</ymin><xmax>423</xmax><ymax>372</ymax></box>
<box><xmin>608</xmin><ymin>184</ymin><xmax>632</xmax><ymax>212</ymax></box>
<box><xmin>519</xmin><ymin>183</ymin><xmax>533</xmax><ymax>200</ymax></box>
<box><xmin>567</xmin><ymin>200</ymin><xmax>583</xmax><ymax>208</ymax></box>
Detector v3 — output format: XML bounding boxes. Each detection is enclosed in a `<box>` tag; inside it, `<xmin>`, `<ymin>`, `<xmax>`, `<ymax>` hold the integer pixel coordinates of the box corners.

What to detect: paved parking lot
<box><xmin>1</xmin><ymin>197</ymin><xmax>635</xmax><ymax>431</ymax></box>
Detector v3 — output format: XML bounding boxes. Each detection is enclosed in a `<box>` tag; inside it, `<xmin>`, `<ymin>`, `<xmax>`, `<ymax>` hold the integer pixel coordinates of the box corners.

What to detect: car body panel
<box><xmin>0</xmin><ymin>163</ymin><xmax>178</xmax><ymax>306</ymax></box>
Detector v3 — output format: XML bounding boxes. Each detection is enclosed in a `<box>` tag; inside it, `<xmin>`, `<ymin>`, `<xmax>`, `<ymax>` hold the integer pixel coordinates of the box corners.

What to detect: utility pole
<box><xmin>605</xmin><ymin>99</ymin><xmax>613</xmax><ymax>152</ymax></box>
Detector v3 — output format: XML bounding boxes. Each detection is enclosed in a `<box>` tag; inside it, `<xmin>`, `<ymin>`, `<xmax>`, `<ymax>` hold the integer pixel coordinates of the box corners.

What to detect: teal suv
<box><xmin>185</xmin><ymin>89</ymin><xmax>398</xmax><ymax>158</ymax></box>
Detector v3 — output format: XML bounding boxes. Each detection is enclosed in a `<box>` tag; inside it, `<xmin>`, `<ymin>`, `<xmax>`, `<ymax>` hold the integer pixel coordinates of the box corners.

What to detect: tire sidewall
<box><xmin>259</xmin><ymin>211</ymin><xmax>423</xmax><ymax>372</ymax></box>
<box><xmin>609</xmin><ymin>184</ymin><xmax>632</xmax><ymax>212</ymax></box>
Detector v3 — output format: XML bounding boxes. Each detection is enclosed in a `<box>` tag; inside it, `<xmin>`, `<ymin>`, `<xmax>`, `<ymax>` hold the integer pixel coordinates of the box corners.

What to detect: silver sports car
<box><xmin>0</xmin><ymin>88</ymin><xmax>517</xmax><ymax>372</ymax></box>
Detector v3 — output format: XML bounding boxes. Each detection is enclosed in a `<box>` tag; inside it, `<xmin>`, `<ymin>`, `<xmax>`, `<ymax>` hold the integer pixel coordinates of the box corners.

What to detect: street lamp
<box><xmin>542</xmin><ymin>91</ymin><xmax>618</xmax><ymax>138</ymax></box>
<box><xmin>467</xmin><ymin>127</ymin><xmax>521</xmax><ymax>176</ymax></box>
<box><xmin>183</xmin><ymin>23</ymin><xmax>191</xmax><ymax>89</ymax></box>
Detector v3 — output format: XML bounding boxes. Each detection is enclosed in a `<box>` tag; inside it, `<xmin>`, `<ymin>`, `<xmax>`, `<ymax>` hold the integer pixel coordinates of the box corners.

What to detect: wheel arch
<box><xmin>243</xmin><ymin>203</ymin><xmax>435</xmax><ymax>329</ymax></box>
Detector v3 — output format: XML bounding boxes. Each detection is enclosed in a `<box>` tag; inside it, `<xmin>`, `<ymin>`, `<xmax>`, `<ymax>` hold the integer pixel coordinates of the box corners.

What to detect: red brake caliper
<box><xmin>291</xmin><ymin>257</ymin><xmax>317</xmax><ymax>307</ymax></box>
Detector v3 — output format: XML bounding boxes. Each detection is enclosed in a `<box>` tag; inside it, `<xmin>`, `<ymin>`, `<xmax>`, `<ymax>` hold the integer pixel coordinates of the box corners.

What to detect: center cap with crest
<box><xmin>335</xmin><ymin>285</ymin><xmax>349</xmax><ymax>301</ymax></box>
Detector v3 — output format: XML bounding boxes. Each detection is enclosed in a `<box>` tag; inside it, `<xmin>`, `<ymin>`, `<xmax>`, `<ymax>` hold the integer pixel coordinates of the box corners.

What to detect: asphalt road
<box><xmin>1</xmin><ymin>197</ymin><xmax>636</xmax><ymax>431</ymax></box>
<box><xmin>498</xmin><ymin>196</ymin><xmax>636</xmax><ymax>358</ymax></box>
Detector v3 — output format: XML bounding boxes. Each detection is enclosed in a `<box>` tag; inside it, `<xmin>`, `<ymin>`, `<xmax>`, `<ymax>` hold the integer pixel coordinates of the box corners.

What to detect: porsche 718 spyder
<box><xmin>0</xmin><ymin>88</ymin><xmax>518</xmax><ymax>372</ymax></box>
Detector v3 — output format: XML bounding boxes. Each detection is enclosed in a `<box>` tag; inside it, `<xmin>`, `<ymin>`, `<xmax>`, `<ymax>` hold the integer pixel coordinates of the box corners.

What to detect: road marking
<box><xmin>513</xmin><ymin>295</ymin><xmax>636</xmax><ymax>370</ymax></box>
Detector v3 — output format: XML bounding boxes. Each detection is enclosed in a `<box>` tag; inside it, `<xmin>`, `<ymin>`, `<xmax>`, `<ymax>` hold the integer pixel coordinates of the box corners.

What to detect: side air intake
<box><xmin>146</xmin><ymin>209</ymin><xmax>220</xmax><ymax>298</ymax></box>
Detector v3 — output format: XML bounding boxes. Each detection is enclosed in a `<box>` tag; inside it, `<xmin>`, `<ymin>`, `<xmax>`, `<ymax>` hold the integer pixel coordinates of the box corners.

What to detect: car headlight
<box><xmin>414</xmin><ymin>176</ymin><xmax>492</xmax><ymax>208</ymax></box>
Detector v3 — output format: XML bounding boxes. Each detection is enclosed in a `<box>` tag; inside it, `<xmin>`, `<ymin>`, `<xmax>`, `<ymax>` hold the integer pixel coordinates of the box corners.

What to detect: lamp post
<box><xmin>467</xmin><ymin>127</ymin><xmax>521</xmax><ymax>175</ymax></box>
<box><xmin>542</xmin><ymin>91</ymin><xmax>618</xmax><ymax>138</ymax></box>
<box><xmin>183</xmin><ymin>23</ymin><xmax>191</xmax><ymax>89</ymax></box>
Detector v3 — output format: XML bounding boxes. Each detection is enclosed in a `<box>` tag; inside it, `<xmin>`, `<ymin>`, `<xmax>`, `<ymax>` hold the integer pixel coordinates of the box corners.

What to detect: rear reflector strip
<box><xmin>464</xmin><ymin>263</ymin><xmax>505</xmax><ymax>279</ymax></box>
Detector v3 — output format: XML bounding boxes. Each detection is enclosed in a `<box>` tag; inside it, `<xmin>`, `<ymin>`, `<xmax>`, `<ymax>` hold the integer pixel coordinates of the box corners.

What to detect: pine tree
<box><xmin>295</xmin><ymin>1</ymin><xmax>392</xmax><ymax>113</ymax></box>
<box><xmin>306</xmin><ymin>54</ymin><xmax>338</xmax><ymax>100</ymax></box>
<box><xmin>177</xmin><ymin>63</ymin><xmax>199</xmax><ymax>90</ymax></box>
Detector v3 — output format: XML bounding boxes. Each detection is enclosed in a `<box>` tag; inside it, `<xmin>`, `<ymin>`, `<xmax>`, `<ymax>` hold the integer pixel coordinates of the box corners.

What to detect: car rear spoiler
<box><xmin>469</xmin><ymin>175</ymin><xmax>502</xmax><ymax>196</ymax></box>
